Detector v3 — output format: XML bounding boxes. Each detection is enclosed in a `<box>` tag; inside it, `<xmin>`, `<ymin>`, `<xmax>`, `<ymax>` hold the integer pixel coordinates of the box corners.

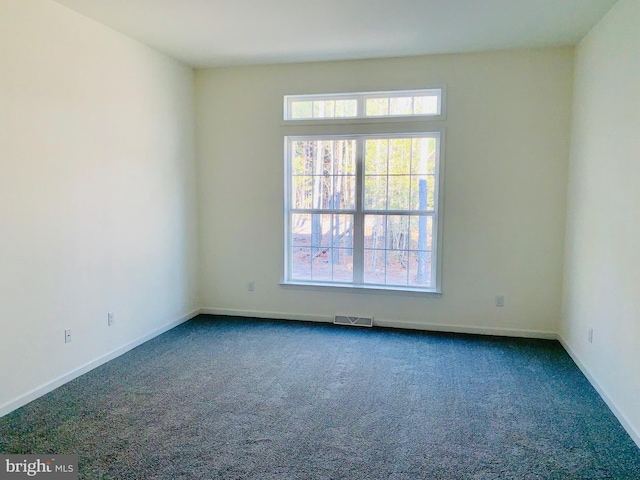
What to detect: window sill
<box><xmin>279</xmin><ymin>281</ymin><xmax>441</xmax><ymax>297</ymax></box>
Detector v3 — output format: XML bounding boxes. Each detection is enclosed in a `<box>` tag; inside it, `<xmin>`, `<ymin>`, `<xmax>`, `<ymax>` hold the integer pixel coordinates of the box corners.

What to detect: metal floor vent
<box><xmin>334</xmin><ymin>315</ymin><xmax>374</xmax><ymax>328</ymax></box>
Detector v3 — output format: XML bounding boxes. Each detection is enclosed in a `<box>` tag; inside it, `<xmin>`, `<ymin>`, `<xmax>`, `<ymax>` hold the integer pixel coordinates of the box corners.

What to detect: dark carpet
<box><xmin>1</xmin><ymin>315</ymin><xmax>639</xmax><ymax>479</ymax></box>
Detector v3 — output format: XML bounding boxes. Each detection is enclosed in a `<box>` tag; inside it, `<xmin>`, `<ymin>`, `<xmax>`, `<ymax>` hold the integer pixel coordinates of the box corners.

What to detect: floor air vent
<box><xmin>334</xmin><ymin>315</ymin><xmax>373</xmax><ymax>328</ymax></box>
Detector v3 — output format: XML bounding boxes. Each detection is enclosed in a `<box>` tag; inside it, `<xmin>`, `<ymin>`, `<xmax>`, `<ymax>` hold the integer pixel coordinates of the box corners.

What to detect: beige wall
<box><xmin>0</xmin><ymin>0</ymin><xmax>198</xmax><ymax>413</ymax></box>
<box><xmin>196</xmin><ymin>48</ymin><xmax>574</xmax><ymax>337</ymax></box>
<box><xmin>561</xmin><ymin>0</ymin><xmax>640</xmax><ymax>446</ymax></box>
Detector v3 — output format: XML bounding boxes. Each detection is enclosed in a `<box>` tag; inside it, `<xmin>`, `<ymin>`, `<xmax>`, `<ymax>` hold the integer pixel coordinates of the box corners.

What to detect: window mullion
<box><xmin>353</xmin><ymin>137</ymin><xmax>365</xmax><ymax>284</ymax></box>
<box><xmin>356</xmin><ymin>93</ymin><xmax>366</xmax><ymax>118</ymax></box>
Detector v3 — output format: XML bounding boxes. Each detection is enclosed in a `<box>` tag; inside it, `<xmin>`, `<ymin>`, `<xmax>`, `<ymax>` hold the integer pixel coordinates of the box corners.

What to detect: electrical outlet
<box><xmin>247</xmin><ymin>281</ymin><xmax>255</xmax><ymax>292</ymax></box>
<box><xmin>495</xmin><ymin>295</ymin><xmax>505</xmax><ymax>307</ymax></box>
<box><xmin>108</xmin><ymin>312</ymin><xmax>115</xmax><ymax>326</ymax></box>
<box><xmin>588</xmin><ymin>328</ymin><xmax>593</xmax><ymax>343</ymax></box>
<box><xmin>64</xmin><ymin>329</ymin><xmax>72</xmax><ymax>343</ymax></box>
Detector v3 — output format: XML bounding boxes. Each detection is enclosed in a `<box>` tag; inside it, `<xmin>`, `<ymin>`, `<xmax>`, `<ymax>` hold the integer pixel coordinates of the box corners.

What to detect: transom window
<box><xmin>284</xmin><ymin>89</ymin><xmax>442</xmax><ymax>120</ymax></box>
<box><xmin>283</xmin><ymin>89</ymin><xmax>444</xmax><ymax>293</ymax></box>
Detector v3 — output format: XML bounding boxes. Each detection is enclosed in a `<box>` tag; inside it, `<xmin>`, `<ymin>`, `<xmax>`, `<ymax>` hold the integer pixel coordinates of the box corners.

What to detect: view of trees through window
<box><xmin>290</xmin><ymin>138</ymin><xmax>356</xmax><ymax>282</ymax></box>
<box><xmin>288</xmin><ymin>134</ymin><xmax>438</xmax><ymax>288</ymax></box>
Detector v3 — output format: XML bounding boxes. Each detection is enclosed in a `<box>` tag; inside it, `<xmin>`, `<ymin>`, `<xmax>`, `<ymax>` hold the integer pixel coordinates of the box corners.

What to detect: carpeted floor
<box><xmin>1</xmin><ymin>315</ymin><xmax>639</xmax><ymax>479</ymax></box>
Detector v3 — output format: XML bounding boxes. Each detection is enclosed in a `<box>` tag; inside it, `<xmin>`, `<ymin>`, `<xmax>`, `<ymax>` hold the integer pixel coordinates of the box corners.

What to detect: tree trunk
<box><xmin>311</xmin><ymin>142</ymin><xmax>323</xmax><ymax>252</ymax></box>
<box><xmin>417</xmin><ymin>179</ymin><xmax>428</xmax><ymax>283</ymax></box>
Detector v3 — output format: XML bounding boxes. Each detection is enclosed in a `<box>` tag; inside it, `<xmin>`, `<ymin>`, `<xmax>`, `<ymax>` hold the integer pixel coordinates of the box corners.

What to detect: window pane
<box><xmin>364</xmin><ymin>215</ymin><xmax>387</xmax><ymax>249</ymax></box>
<box><xmin>333</xmin><ymin>214</ymin><xmax>354</xmax><ymax>248</ymax></box>
<box><xmin>365</xmin><ymin>98</ymin><xmax>389</xmax><ymax>116</ymax></box>
<box><xmin>292</xmin><ymin>140</ymin><xmax>315</xmax><ymax>175</ymax></box>
<box><xmin>291</xmin><ymin>101</ymin><xmax>313</xmax><ymax>119</ymax></box>
<box><xmin>427</xmin><ymin>137</ymin><xmax>437</xmax><ymax>173</ymax></box>
<box><xmin>312</xmin><ymin>176</ymin><xmax>333</xmax><ymax>209</ymax></box>
<box><xmin>290</xmin><ymin>99</ymin><xmax>359</xmax><ymax>120</ymax></box>
<box><xmin>292</xmin><ymin>176</ymin><xmax>312</xmax><ymax>209</ymax></box>
<box><xmin>336</xmin><ymin>99</ymin><xmax>357</xmax><ymax>117</ymax></box>
<box><xmin>291</xmin><ymin>247</ymin><xmax>311</xmax><ymax>280</ymax></box>
<box><xmin>364</xmin><ymin>215</ymin><xmax>415</xmax><ymax>287</ymax></box>
<box><xmin>306</xmin><ymin>215</ymin><xmax>354</xmax><ymax>282</ymax></box>
<box><xmin>427</xmin><ymin>156</ymin><xmax>436</xmax><ymax>175</ymax></box>
<box><xmin>313</xmin><ymin>100</ymin><xmax>335</xmax><ymax>118</ymax></box>
<box><xmin>409</xmin><ymin>251</ymin><xmax>432</xmax><ymax>287</ymax></box>
<box><xmin>366</xmin><ymin>94</ymin><xmax>439</xmax><ymax>118</ymax></box>
<box><xmin>319</xmin><ymin>140</ymin><xmax>333</xmax><ymax>175</ymax></box>
<box><xmin>387</xmin><ymin>215</ymin><xmax>409</xmax><ymax>251</ymax></box>
<box><xmin>309</xmin><ymin>214</ymin><xmax>332</xmax><ymax>248</ymax></box>
<box><xmin>364</xmin><ymin>215</ymin><xmax>409</xmax><ymax>285</ymax></box>
<box><xmin>409</xmin><ymin>175</ymin><xmax>430</xmax><ymax>211</ymax></box>
<box><xmin>413</xmin><ymin>95</ymin><xmax>439</xmax><ymax>115</ymax></box>
<box><xmin>390</xmin><ymin>97</ymin><xmax>412</xmax><ymax>115</ymax></box>
<box><xmin>291</xmin><ymin>214</ymin><xmax>311</xmax><ymax>246</ymax></box>
<box><xmin>332</xmin><ymin>139</ymin><xmax>356</xmax><ymax>210</ymax></box>
<box><xmin>427</xmin><ymin>175</ymin><xmax>435</xmax><ymax>211</ymax></box>
<box><xmin>311</xmin><ymin>248</ymin><xmax>354</xmax><ymax>282</ymax></box>
<box><xmin>385</xmin><ymin>250</ymin><xmax>409</xmax><ymax>285</ymax></box>
<box><xmin>334</xmin><ymin>139</ymin><xmax>356</xmax><ymax>175</ymax></box>
<box><xmin>334</xmin><ymin>175</ymin><xmax>356</xmax><ymax>210</ymax></box>
<box><xmin>364</xmin><ymin>249</ymin><xmax>386</xmax><ymax>284</ymax></box>
<box><xmin>365</xmin><ymin>139</ymin><xmax>388</xmax><ymax>175</ymax></box>
<box><xmin>388</xmin><ymin>176</ymin><xmax>410</xmax><ymax>210</ymax></box>
<box><xmin>364</xmin><ymin>176</ymin><xmax>387</xmax><ymax>210</ymax></box>
<box><xmin>388</xmin><ymin>138</ymin><xmax>411</xmax><ymax>175</ymax></box>
<box><xmin>411</xmin><ymin>138</ymin><xmax>434</xmax><ymax>175</ymax></box>
<box><xmin>312</xmin><ymin>251</ymin><xmax>332</xmax><ymax>281</ymax></box>
<box><xmin>409</xmin><ymin>215</ymin><xmax>433</xmax><ymax>251</ymax></box>
<box><xmin>299</xmin><ymin>139</ymin><xmax>357</xmax><ymax>210</ymax></box>
<box><xmin>332</xmin><ymin>248</ymin><xmax>353</xmax><ymax>282</ymax></box>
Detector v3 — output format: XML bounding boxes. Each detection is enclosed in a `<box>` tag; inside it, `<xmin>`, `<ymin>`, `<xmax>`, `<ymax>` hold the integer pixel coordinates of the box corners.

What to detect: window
<box><xmin>283</xmin><ymin>89</ymin><xmax>444</xmax><ymax>293</ymax></box>
<box><xmin>284</xmin><ymin>89</ymin><xmax>442</xmax><ymax>120</ymax></box>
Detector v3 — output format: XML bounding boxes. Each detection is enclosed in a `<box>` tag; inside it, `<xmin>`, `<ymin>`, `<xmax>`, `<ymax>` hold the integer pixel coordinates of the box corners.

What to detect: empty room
<box><xmin>1</xmin><ymin>0</ymin><xmax>639</xmax><ymax>478</ymax></box>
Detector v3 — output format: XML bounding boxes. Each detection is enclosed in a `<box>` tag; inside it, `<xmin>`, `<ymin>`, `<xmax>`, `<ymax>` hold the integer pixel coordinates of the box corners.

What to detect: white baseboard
<box><xmin>199</xmin><ymin>307</ymin><xmax>333</xmax><ymax>324</ymax></box>
<box><xmin>199</xmin><ymin>307</ymin><xmax>557</xmax><ymax>339</ymax></box>
<box><xmin>558</xmin><ymin>335</ymin><xmax>640</xmax><ymax>449</ymax></box>
<box><xmin>373</xmin><ymin>317</ymin><xmax>558</xmax><ymax>339</ymax></box>
<box><xmin>0</xmin><ymin>309</ymin><xmax>199</xmax><ymax>418</ymax></box>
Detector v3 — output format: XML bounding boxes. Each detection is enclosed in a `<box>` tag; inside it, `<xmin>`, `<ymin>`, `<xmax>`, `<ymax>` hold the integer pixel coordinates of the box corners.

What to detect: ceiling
<box><xmin>53</xmin><ymin>0</ymin><xmax>618</xmax><ymax>68</ymax></box>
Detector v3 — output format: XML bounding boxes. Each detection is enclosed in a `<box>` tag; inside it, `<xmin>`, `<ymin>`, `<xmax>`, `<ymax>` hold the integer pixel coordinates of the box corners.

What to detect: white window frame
<box><xmin>282</xmin><ymin>88</ymin><xmax>446</xmax><ymax>295</ymax></box>
<box><xmin>284</xmin><ymin>88</ymin><xmax>444</xmax><ymax>122</ymax></box>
